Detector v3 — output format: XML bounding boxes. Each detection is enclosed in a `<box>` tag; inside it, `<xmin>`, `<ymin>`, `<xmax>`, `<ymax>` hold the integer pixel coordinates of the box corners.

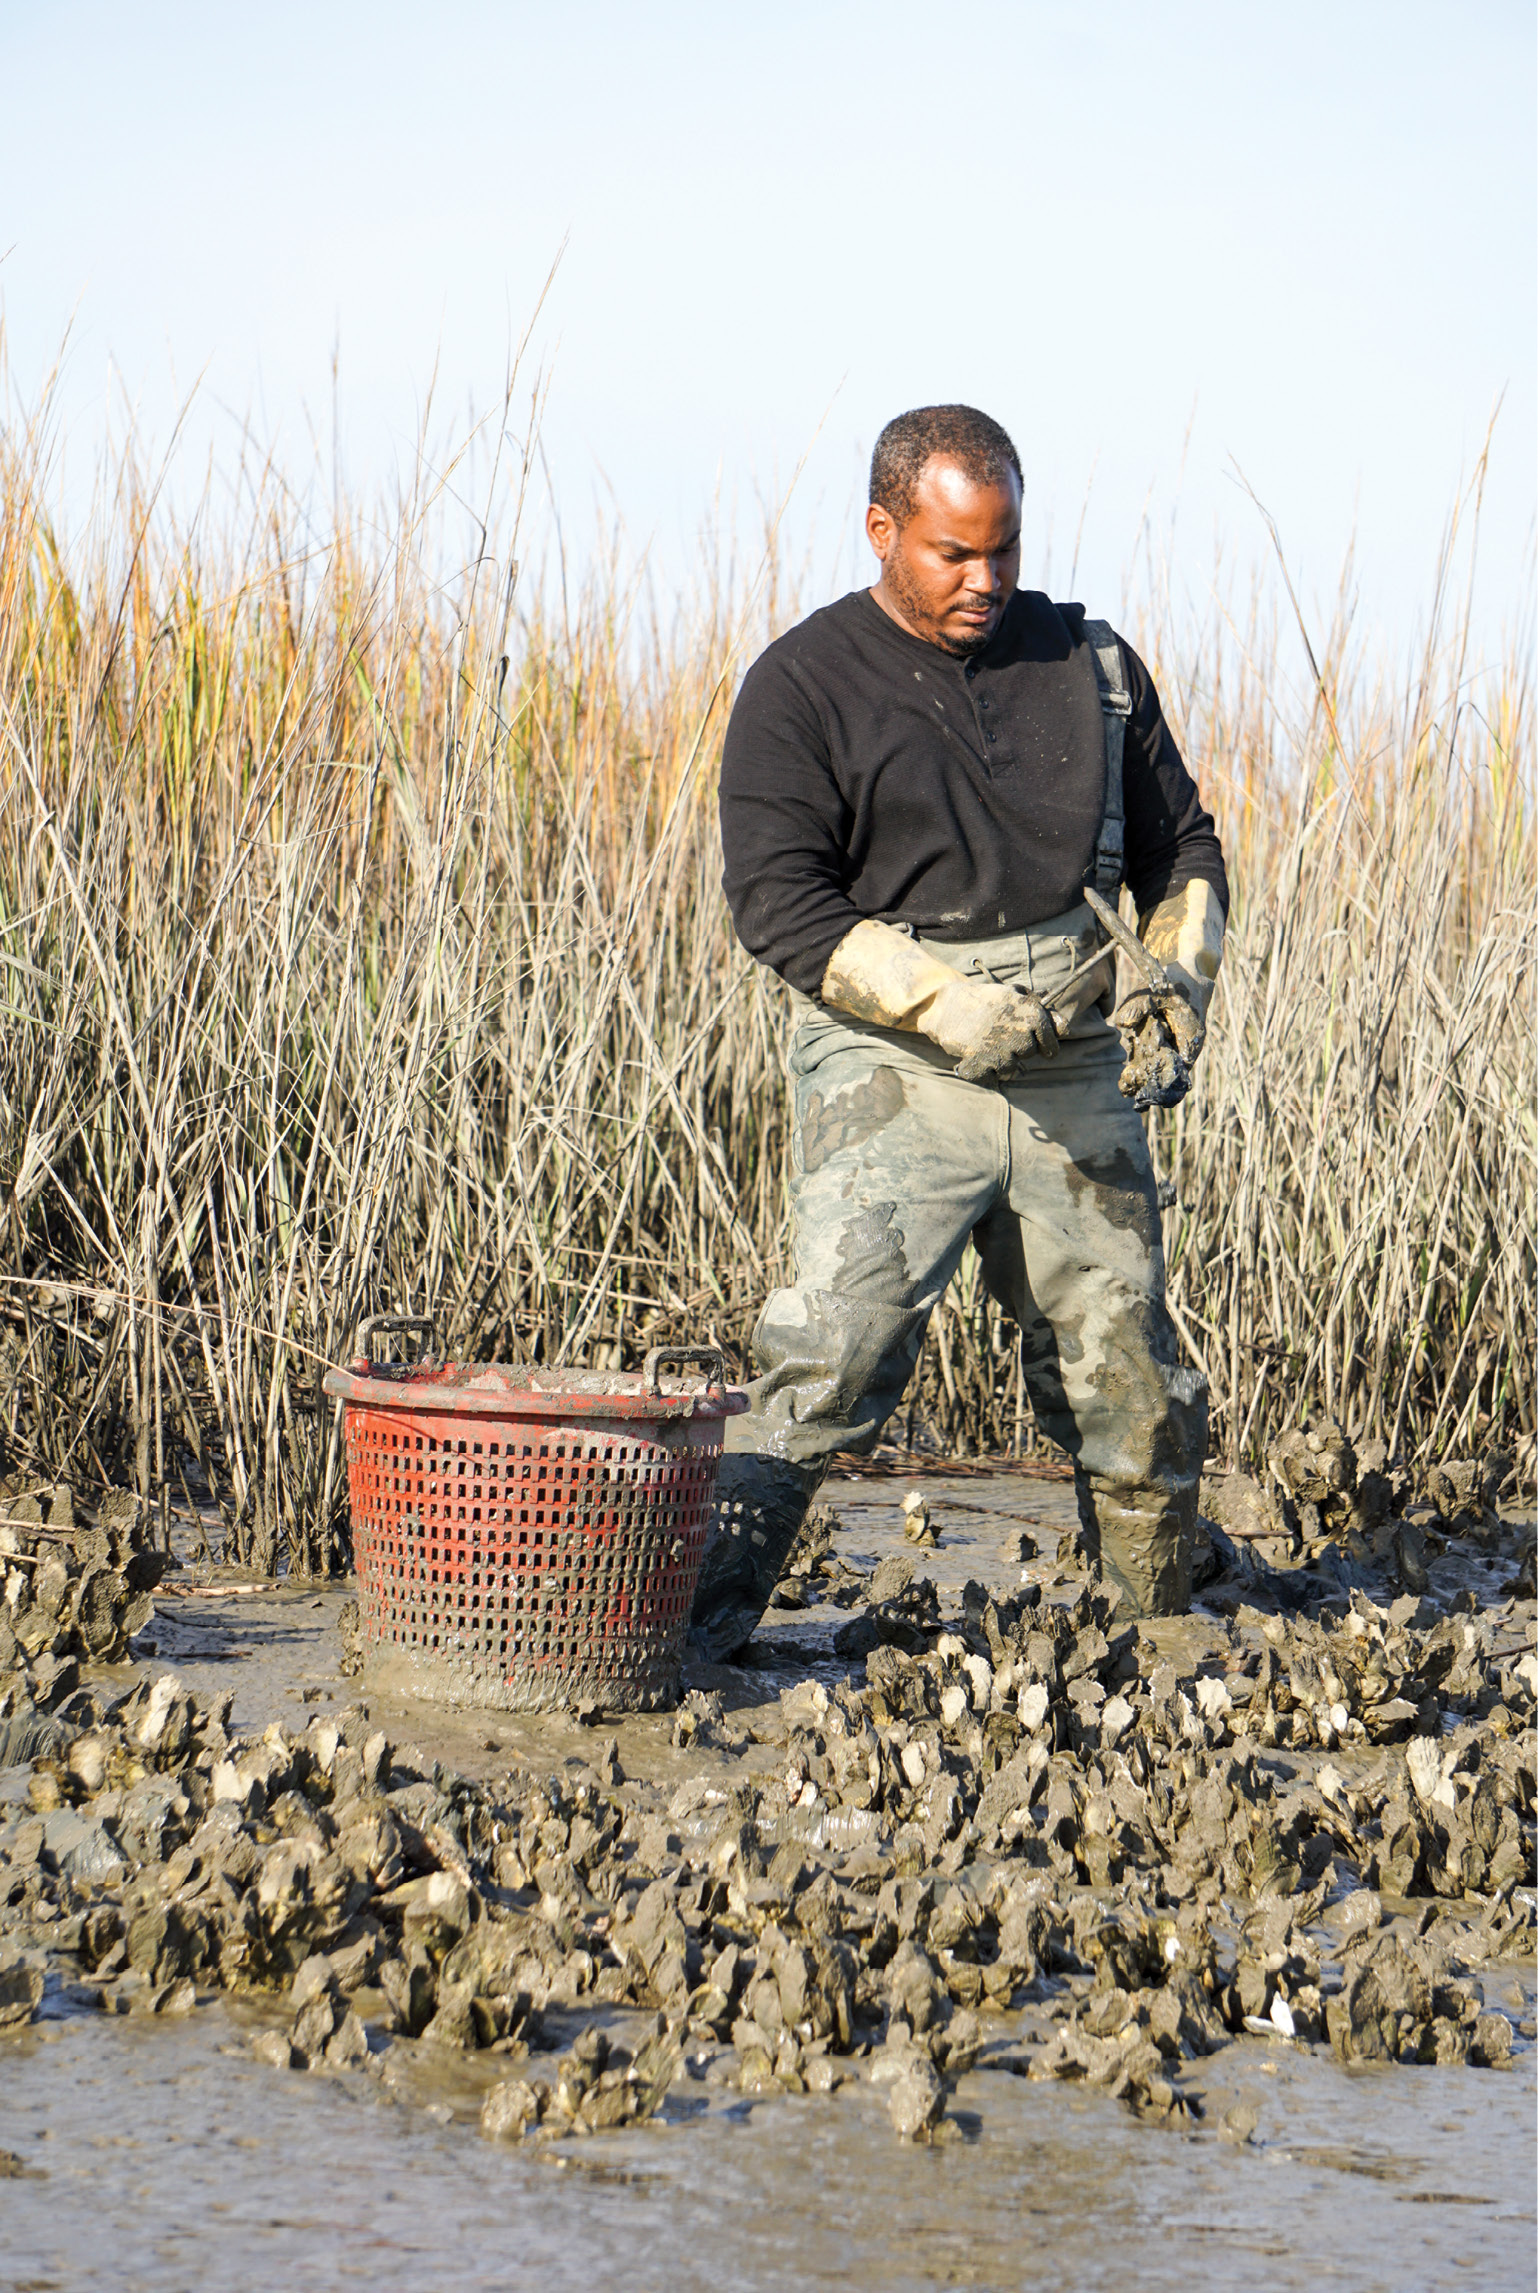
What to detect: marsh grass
<box><xmin>0</xmin><ymin>374</ymin><xmax>1530</xmax><ymax>1570</ymax></box>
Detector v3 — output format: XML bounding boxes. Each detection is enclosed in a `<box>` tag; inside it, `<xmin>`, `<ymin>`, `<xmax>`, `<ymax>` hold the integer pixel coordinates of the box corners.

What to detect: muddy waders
<box><xmin>688</xmin><ymin>906</ymin><xmax>1209</xmax><ymax>1659</ymax></box>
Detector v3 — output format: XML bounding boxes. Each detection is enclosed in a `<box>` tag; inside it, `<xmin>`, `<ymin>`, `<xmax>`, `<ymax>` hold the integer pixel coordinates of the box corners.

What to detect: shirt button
<box><xmin>987</xmin><ymin>731</ymin><xmax>997</xmax><ymax>743</ymax></box>
<box><xmin>964</xmin><ymin>665</ymin><xmax>976</xmax><ymax>680</ymax></box>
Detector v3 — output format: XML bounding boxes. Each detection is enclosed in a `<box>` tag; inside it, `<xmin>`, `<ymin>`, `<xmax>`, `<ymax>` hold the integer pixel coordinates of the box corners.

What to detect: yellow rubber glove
<box><xmin>820</xmin><ymin>919</ymin><xmax>1059</xmax><ymax>1084</ymax></box>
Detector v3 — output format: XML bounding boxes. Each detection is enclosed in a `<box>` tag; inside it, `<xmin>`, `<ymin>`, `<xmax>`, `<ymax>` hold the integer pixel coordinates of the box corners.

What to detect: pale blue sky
<box><xmin>1</xmin><ymin>0</ymin><xmax>1532</xmax><ymax>658</ymax></box>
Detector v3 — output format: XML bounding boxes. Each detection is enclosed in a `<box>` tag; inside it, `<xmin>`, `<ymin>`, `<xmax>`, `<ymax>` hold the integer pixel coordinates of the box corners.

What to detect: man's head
<box><xmin>866</xmin><ymin>405</ymin><xmax>1022</xmax><ymax>657</ymax></box>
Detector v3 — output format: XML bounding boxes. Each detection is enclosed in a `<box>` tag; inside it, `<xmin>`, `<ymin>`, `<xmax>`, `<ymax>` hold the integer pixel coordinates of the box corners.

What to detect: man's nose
<box><xmin>966</xmin><ymin>555</ymin><xmax>1006</xmax><ymax>593</ymax></box>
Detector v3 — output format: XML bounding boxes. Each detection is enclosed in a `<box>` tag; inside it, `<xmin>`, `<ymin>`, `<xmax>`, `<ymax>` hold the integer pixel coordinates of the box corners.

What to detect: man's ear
<box><xmin>865</xmin><ymin>502</ymin><xmax>898</xmax><ymax>565</ymax></box>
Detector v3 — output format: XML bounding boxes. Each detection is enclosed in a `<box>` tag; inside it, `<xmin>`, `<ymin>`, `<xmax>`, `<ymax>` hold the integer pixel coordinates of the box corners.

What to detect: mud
<box><xmin>800</xmin><ymin>1067</ymin><xmax>907</xmax><ymax>1173</ymax></box>
<box><xmin>0</xmin><ymin>1454</ymin><xmax>1533</xmax><ymax>2287</ymax></box>
<box><xmin>1063</xmin><ymin>1140</ymin><xmax>1162</xmax><ymax>1246</ymax></box>
<box><xmin>5</xmin><ymin>2000</ymin><xmax>1532</xmax><ymax>2293</ymax></box>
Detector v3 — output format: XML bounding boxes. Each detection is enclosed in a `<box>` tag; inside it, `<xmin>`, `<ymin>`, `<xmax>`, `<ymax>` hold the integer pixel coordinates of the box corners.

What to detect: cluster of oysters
<box><xmin>0</xmin><ymin>1468</ymin><xmax>1531</xmax><ymax>2145</ymax></box>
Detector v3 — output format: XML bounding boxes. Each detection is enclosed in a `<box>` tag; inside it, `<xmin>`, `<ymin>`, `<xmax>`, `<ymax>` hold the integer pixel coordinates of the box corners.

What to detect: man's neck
<box><xmin>869</xmin><ymin>578</ymin><xmax>922</xmax><ymax>640</ymax></box>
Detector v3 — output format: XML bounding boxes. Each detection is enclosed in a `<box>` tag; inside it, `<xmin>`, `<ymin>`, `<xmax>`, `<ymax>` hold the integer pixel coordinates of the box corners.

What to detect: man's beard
<box><xmin>933</xmin><ymin>621</ymin><xmax>993</xmax><ymax>658</ymax></box>
<box><xmin>883</xmin><ymin>548</ymin><xmax>996</xmax><ymax>656</ymax></box>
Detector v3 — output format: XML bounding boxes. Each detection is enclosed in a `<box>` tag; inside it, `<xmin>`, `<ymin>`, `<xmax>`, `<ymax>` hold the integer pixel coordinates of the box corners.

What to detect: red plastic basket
<box><xmin>323</xmin><ymin>1322</ymin><xmax>747</xmax><ymax>1713</ymax></box>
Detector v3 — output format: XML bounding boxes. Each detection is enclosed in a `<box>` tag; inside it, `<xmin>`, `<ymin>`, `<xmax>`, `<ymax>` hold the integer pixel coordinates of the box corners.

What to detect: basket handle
<box><xmin>643</xmin><ymin>1344</ymin><xmax>727</xmax><ymax>1395</ymax></box>
<box><xmin>355</xmin><ymin>1314</ymin><xmax>436</xmax><ymax>1367</ymax></box>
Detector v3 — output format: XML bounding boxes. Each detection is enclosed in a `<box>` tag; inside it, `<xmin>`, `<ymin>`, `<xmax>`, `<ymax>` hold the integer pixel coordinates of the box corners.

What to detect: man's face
<box><xmin>866</xmin><ymin>457</ymin><xmax>1022</xmax><ymax>656</ymax></box>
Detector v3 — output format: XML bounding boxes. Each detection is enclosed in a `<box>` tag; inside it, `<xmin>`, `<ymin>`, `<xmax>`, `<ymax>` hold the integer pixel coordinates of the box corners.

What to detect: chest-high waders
<box><xmin>690</xmin><ymin>623</ymin><xmax>1207</xmax><ymax>1658</ymax></box>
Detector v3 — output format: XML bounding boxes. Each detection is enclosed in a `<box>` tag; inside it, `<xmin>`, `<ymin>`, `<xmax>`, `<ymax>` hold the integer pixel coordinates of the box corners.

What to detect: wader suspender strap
<box><xmin>1082</xmin><ymin>618</ymin><xmax>1130</xmax><ymax>897</ymax></box>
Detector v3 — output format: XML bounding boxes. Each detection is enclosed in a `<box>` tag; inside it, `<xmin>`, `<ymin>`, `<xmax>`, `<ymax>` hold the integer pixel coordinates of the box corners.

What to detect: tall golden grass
<box><xmin>0</xmin><ymin>372</ymin><xmax>1530</xmax><ymax>1570</ymax></box>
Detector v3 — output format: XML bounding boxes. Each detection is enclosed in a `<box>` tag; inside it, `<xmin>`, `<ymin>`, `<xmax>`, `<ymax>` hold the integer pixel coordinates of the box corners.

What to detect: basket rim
<box><xmin>321</xmin><ymin>1358</ymin><xmax>748</xmax><ymax>1421</ymax></box>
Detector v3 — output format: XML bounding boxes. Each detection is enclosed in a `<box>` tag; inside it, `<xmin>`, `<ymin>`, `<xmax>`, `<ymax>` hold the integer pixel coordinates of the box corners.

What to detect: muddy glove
<box><xmin>820</xmin><ymin>918</ymin><xmax>1059</xmax><ymax>1084</ymax></box>
<box><xmin>1111</xmin><ymin>880</ymin><xmax>1226</xmax><ymax>1111</ymax></box>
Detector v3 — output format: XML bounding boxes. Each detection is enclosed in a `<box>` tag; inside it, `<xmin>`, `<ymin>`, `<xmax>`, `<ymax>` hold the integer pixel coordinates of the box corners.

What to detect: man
<box><xmin>693</xmin><ymin>404</ymin><xmax>1226</xmax><ymax>1657</ymax></box>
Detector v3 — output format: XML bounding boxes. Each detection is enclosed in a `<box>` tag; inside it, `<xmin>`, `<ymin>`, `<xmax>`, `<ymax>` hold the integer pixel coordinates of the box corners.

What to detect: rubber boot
<box><xmin>1074</xmin><ymin>1467</ymin><xmax>1195</xmax><ymax>1618</ymax></box>
<box><xmin>689</xmin><ymin>1453</ymin><xmax>827</xmax><ymax>1661</ymax></box>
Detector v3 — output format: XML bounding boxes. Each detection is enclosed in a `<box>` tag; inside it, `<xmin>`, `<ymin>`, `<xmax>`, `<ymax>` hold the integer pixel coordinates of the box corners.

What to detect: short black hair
<box><xmin>869</xmin><ymin>405</ymin><xmax>1022</xmax><ymax>525</ymax></box>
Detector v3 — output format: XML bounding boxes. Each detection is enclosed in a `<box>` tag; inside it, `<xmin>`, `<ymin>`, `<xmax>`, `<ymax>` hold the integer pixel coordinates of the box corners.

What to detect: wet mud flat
<box><xmin>1</xmin><ymin>1464</ymin><xmax>1534</xmax><ymax>2291</ymax></box>
<box><xmin>4</xmin><ymin>1999</ymin><xmax>1534</xmax><ymax>2293</ymax></box>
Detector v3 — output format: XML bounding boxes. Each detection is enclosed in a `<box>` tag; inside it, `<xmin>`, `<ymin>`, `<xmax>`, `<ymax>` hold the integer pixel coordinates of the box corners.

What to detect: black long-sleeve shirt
<box><xmin>719</xmin><ymin>586</ymin><xmax>1227</xmax><ymax>997</ymax></box>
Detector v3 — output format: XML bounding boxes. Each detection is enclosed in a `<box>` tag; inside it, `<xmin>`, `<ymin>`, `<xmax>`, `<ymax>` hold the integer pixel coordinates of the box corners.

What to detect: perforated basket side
<box><xmin>341</xmin><ymin>1403</ymin><xmax>724</xmax><ymax>1711</ymax></box>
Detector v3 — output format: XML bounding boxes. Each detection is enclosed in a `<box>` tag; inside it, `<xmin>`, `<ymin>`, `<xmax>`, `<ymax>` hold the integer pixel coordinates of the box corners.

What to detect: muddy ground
<box><xmin>1</xmin><ymin>1460</ymin><xmax>1534</xmax><ymax>2291</ymax></box>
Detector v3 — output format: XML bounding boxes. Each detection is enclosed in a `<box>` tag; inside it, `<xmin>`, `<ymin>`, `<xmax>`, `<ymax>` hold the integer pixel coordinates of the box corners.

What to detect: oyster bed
<box><xmin>1</xmin><ymin>1449</ymin><xmax>1533</xmax><ymax>2187</ymax></box>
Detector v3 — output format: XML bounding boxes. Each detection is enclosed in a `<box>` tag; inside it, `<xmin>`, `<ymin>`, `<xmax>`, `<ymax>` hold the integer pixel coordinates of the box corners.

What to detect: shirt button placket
<box><xmin>976</xmin><ymin>669</ymin><xmax>999</xmax><ymax>752</ymax></box>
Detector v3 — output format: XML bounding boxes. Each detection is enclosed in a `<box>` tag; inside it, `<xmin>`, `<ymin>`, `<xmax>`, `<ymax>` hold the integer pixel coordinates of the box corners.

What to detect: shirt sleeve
<box><xmin>1116</xmin><ymin>634</ymin><xmax>1229</xmax><ymax>920</ymax></box>
<box><xmin>718</xmin><ymin>647</ymin><xmax>866</xmax><ymax>994</ymax></box>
